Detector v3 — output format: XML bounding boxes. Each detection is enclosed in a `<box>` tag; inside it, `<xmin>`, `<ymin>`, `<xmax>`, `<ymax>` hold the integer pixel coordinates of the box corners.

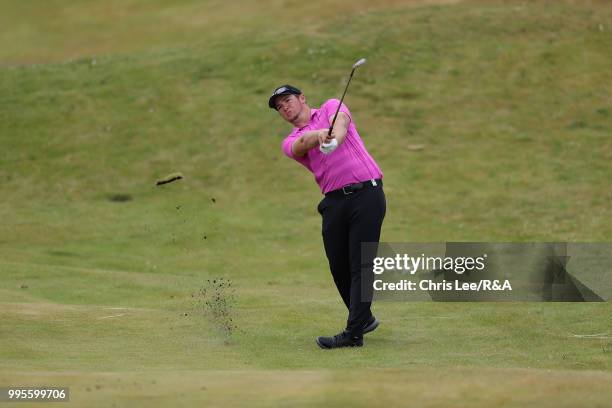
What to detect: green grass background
<box><xmin>1</xmin><ymin>0</ymin><xmax>611</xmax><ymax>406</ymax></box>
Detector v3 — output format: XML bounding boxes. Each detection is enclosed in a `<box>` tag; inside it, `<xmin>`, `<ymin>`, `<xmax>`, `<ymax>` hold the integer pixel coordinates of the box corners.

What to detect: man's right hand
<box><xmin>317</xmin><ymin>128</ymin><xmax>334</xmax><ymax>146</ymax></box>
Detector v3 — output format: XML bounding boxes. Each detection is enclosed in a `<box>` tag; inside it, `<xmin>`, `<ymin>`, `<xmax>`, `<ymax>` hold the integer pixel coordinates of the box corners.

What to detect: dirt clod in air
<box><xmin>192</xmin><ymin>278</ymin><xmax>237</xmax><ymax>337</ymax></box>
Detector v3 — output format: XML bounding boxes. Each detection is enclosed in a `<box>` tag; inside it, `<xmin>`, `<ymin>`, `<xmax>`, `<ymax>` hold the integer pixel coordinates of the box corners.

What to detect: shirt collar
<box><xmin>296</xmin><ymin>107</ymin><xmax>319</xmax><ymax>131</ymax></box>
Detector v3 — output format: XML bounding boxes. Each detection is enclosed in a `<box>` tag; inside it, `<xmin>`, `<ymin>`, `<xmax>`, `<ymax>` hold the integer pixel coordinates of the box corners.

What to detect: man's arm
<box><xmin>327</xmin><ymin>112</ymin><xmax>350</xmax><ymax>146</ymax></box>
<box><xmin>292</xmin><ymin>129</ymin><xmax>328</xmax><ymax>157</ymax></box>
<box><xmin>290</xmin><ymin>110</ymin><xmax>350</xmax><ymax>156</ymax></box>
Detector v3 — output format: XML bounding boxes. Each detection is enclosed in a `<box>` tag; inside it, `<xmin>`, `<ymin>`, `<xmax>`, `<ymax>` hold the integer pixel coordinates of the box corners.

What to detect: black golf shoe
<box><xmin>316</xmin><ymin>330</ymin><xmax>363</xmax><ymax>349</ymax></box>
<box><xmin>363</xmin><ymin>316</ymin><xmax>380</xmax><ymax>335</ymax></box>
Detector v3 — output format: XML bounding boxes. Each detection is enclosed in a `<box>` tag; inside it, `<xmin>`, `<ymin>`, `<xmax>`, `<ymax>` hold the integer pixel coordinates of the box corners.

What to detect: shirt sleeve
<box><xmin>281</xmin><ymin>135</ymin><xmax>311</xmax><ymax>169</ymax></box>
<box><xmin>321</xmin><ymin>99</ymin><xmax>352</xmax><ymax>125</ymax></box>
<box><xmin>282</xmin><ymin>136</ymin><xmax>297</xmax><ymax>159</ymax></box>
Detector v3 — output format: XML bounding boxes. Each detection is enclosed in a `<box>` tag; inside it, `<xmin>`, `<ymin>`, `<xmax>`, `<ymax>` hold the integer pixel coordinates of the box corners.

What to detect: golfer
<box><xmin>269</xmin><ymin>84</ymin><xmax>386</xmax><ymax>349</ymax></box>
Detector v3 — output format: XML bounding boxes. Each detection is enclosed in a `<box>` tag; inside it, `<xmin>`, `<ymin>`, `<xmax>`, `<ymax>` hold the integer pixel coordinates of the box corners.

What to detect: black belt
<box><xmin>325</xmin><ymin>179</ymin><xmax>382</xmax><ymax>197</ymax></box>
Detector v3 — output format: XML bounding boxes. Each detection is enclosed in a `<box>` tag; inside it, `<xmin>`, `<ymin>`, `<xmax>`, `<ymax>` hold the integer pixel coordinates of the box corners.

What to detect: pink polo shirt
<box><xmin>281</xmin><ymin>99</ymin><xmax>383</xmax><ymax>194</ymax></box>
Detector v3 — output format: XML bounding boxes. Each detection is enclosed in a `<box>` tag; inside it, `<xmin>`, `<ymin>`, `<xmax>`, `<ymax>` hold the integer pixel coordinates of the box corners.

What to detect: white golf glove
<box><xmin>319</xmin><ymin>138</ymin><xmax>338</xmax><ymax>154</ymax></box>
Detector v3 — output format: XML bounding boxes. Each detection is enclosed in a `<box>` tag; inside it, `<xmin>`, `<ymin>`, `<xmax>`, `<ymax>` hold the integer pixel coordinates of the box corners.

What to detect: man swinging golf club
<box><xmin>269</xmin><ymin>59</ymin><xmax>386</xmax><ymax>349</ymax></box>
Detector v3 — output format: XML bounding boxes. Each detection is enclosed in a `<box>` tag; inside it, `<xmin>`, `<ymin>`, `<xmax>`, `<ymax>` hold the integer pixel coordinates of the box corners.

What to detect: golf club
<box><xmin>319</xmin><ymin>58</ymin><xmax>377</xmax><ymax>186</ymax></box>
<box><xmin>328</xmin><ymin>58</ymin><xmax>366</xmax><ymax>137</ymax></box>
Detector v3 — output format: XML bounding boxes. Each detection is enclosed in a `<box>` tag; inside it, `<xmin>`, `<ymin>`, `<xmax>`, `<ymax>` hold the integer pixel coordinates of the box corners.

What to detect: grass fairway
<box><xmin>1</xmin><ymin>0</ymin><xmax>611</xmax><ymax>406</ymax></box>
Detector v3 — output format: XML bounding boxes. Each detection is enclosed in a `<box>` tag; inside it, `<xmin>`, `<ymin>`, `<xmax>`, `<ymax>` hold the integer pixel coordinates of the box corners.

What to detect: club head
<box><xmin>352</xmin><ymin>58</ymin><xmax>366</xmax><ymax>69</ymax></box>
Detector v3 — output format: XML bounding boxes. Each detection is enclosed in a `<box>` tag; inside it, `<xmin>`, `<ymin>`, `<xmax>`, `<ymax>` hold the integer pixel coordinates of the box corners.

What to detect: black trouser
<box><xmin>317</xmin><ymin>180</ymin><xmax>386</xmax><ymax>336</ymax></box>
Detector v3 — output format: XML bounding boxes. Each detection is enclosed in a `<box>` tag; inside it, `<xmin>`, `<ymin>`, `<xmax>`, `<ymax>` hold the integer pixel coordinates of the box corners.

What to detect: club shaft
<box><xmin>328</xmin><ymin>68</ymin><xmax>356</xmax><ymax>136</ymax></box>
